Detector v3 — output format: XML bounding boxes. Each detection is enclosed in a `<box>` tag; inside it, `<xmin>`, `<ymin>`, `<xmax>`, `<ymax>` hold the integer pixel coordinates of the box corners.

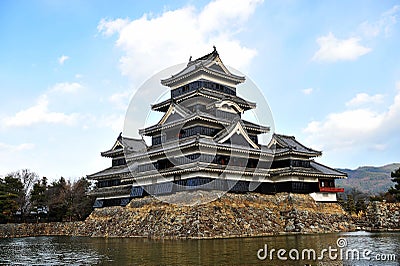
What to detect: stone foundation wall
<box><xmin>0</xmin><ymin>192</ymin><xmax>356</xmax><ymax>239</ymax></box>
<box><xmin>366</xmin><ymin>201</ymin><xmax>400</xmax><ymax>230</ymax></box>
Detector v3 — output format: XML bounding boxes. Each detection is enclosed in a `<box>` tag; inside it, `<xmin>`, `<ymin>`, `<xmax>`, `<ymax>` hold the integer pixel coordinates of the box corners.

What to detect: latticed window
<box><xmin>292</xmin><ymin>182</ymin><xmax>310</xmax><ymax>193</ymax></box>
<box><xmin>174</xmin><ymin>126</ymin><xmax>218</xmax><ymax>139</ymax></box>
<box><xmin>112</xmin><ymin>158</ymin><xmax>126</xmax><ymax>166</ymax></box>
<box><xmin>215</xmin><ymin>110</ymin><xmax>238</xmax><ymax>120</ymax></box>
<box><xmin>171</xmin><ymin>80</ymin><xmax>236</xmax><ymax>98</ymax></box>
<box><xmin>152</xmin><ymin>136</ymin><xmax>162</xmax><ymax>145</ymax></box>
<box><xmin>97</xmin><ymin>179</ymin><xmax>121</xmax><ymax>188</ymax></box>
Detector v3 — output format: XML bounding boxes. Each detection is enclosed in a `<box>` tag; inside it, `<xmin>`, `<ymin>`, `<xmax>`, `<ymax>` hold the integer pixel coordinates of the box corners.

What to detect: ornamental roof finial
<box><xmin>213</xmin><ymin>45</ymin><xmax>216</xmax><ymax>52</ymax></box>
<box><xmin>189</xmin><ymin>55</ymin><xmax>192</xmax><ymax>62</ymax></box>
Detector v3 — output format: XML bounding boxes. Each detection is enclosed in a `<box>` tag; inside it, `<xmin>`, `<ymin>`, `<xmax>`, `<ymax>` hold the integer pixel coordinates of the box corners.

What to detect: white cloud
<box><xmin>312</xmin><ymin>32</ymin><xmax>371</xmax><ymax>62</ymax></box>
<box><xmin>98</xmin><ymin>18</ymin><xmax>129</xmax><ymax>37</ymax></box>
<box><xmin>99</xmin><ymin>114</ymin><xmax>125</xmax><ymax>132</ymax></box>
<box><xmin>50</xmin><ymin>82</ymin><xmax>83</xmax><ymax>93</ymax></box>
<box><xmin>371</xmin><ymin>143</ymin><xmax>387</xmax><ymax>151</ymax></box>
<box><xmin>0</xmin><ymin>142</ymin><xmax>35</xmax><ymax>152</ymax></box>
<box><xmin>346</xmin><ymin>92</ymin><xmax>384</xmax><ymax>107</ymax></box>
<box><xmin>305</xmin><ymin>109</ymin><xmax>383</xmax><ymax>143</ymax></box>
<box><xmin>302</xmin><ymin>88</ymin><xmax>313</xmax><ymax>95</ymax></box>
<box><xmin>360</xmin><ymin>5</ymin><xmax>400</xmax><ymax>37</ymax></box>
<box><xmin>109</xmin><ymin>90</ymin><xmax>132</xmax><ymax>110</ymax></box>
<box><xmin>58</xmin><ymin>55</ymin><xmax>69</xmax><ymax>65</ymax></box>
<box><xmin>303</xmin><ymin>83</ymin><xmax>400</xmax><ymax>152</ymax></box>
<box><xmin>97</xmin><ymin>0</ymin><xmax>262</xmax><ymax>85</ymax></box>
<box><xmin>2</xmin><ymin>95</ymin><xmax>79</xmax><ymax>128</ymax></box>
<box><xmin>198</xmin><ymin>0</ymin><xmax>262</xmax><ymax>32</ymax></box>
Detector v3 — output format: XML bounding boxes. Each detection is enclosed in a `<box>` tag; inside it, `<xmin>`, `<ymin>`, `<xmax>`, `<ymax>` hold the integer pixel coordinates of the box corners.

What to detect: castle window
<box><xmin>112</xmin><ymin>158</ymin><xmax>126</xmax><ymax>166</ymax></box>
<box><xmin>171</xmin><ymin>81</ymin><xmax>236</xmax><ymax>98</ymax></box>
<box><xmin>97</xmin><ymin>179</ymin><xmax>121</xmax><ymax>188</ymax></box>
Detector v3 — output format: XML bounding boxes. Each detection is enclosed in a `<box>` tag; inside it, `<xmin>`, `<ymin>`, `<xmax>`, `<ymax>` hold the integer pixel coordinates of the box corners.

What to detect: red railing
<box><xmin>319</xmin><ymin>187</ymin><xmax>344</xmax><ymax>193</ymax></box>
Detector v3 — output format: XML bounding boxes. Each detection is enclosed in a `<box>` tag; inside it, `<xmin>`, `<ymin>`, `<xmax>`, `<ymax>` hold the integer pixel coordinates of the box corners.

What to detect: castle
<box><xmin>88</xmin><ymin>48</ymin><xmax>346</xmax><ymax>208</ymax></box>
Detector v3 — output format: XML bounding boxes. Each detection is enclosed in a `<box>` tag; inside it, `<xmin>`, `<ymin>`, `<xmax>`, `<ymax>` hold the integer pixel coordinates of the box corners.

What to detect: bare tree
<box><xmin>7</xmin><ymin>169</ymin><xmax>38</xmax><ymax>218</ymax></box>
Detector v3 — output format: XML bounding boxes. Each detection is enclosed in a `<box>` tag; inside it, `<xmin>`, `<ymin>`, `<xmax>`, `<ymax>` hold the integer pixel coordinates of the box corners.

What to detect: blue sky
<box><xmin>1</xmin><ymin>0</ymin><xmax>399</xmax><ymax>180</ymax></box>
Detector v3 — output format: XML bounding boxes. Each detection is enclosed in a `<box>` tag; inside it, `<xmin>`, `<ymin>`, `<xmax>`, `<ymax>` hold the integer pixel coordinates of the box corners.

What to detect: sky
<box><xmin>1</xmin><ymin>0</ymin><xmax>399</xmax><ymax>180</ymax></box>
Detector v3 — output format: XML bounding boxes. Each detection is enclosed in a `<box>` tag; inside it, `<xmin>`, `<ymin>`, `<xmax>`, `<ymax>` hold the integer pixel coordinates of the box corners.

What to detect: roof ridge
<box><xmin>274</xmin><ymin>133</ymin><xmax>295</xmax><ymax>139</ymax></box>
<box><xmin>189</xmin><ymin>46</ymin><xmax>218</xmax><ymax>65</ymax></box>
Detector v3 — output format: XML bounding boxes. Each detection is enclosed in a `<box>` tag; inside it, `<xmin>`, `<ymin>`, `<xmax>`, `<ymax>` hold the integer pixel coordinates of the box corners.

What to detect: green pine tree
<box><xmin>345</xmin><ymin>194</ymin><xmax>356</xmax><ymax>214</ymax></box>
<box><xmin>337</xmin><ymin>194</ymin><xmax>345</xmax><ymax>208</ymax></box>
<box><xmin>355</xmin><ymin>197</ymin><xmax>367</xmax><ymax>214</ymax></box>
<box><xmin>388</xmin><ymin>167</ymin><xmax>400</xmax><ymax>202</ymax></box>
<box><xmin>30</xmin><ymin>177</ymin><xmax>49</xmax><ymax>221</ymax></box>
<box><xmin>0</xmin><ymin>175</ymin><xmax>24</xmax><ymax>222</ymax></box>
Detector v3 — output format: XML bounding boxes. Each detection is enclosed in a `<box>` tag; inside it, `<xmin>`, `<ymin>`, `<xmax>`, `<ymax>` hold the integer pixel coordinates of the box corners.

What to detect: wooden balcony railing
<box><xmin>319</xmin><ymin>187</ymin><xmax>344</xmax><ymax>193</ymax></box>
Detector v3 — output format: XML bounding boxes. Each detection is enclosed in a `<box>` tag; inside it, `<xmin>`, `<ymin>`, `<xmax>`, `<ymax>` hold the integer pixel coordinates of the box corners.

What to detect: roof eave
<box><xmin>100</xmin><ymin>149</ymin><xmax>124</xmax><ymax>158</ymax></box>
<box><xmin>161</xmin><ymin>67</ymin><xmax>245</xmax><ymax>87</ymax></box>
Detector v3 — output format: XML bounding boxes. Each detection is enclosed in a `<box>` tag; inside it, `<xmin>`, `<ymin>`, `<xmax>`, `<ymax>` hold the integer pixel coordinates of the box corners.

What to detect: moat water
<box><xmin>0</xmin><ymin>231</ymin><xmax>399</xmax><ymax>265</ymax></box>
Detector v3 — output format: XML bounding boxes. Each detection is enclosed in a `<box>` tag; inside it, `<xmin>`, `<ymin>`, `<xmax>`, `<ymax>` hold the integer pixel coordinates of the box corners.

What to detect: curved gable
<box><xmin>216</xmin><ymin>121</ymin><xmax>259</xmax><ymax>149</ymax></box>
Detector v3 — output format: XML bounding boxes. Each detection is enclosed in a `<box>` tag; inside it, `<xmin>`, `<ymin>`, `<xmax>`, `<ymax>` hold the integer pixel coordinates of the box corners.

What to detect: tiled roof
<box><xmin>87</xmin><ymin>184</ymin><xmax>132</xmax><ymax>197</ymax></box>
<box><xmin>190</xmin><ymin>47</ymin><xmax>219</xmax><ymax>63</ymax></box>
<box><xmin>101</xmin><ymin>133</ymin><xmax>124</xmax><ymax>158</ymax></box>
<box><xmin>151</xmin><ymin>87</ymin><xmax>256</xmax><ymax>112</ymax></box>
<box><xmin>310</xmin><ymin>161</ymin><xmax>347</xmax><ymax>178</ymax></box>
<box><xmin>271</xmin><ymin>134</ymin><xmax>322</xmax><ymax>157</ymax></box>
<box><xmin>101</xmin><ymin>133</ymin><xmax>147</xmax><ymax>157</ymax></box>
<box><xmin>161</xmin><ymin>47</ymin><xmax>245</xmax><ymax>87</ymax></box>
<box><xmin>270</xmin><ymin>161</ymin><xmax>347</xmax><ymax>179</ymax></box>
<box><xmin>122</xmin><ymin>136</ymin><xmax>147</xmax><ymax>153</ymax></box>
<box><xmin>213</xmin><ymin>118</ymin><xmax>260</xmax><ymax>149</ymax></box>
<box><xmin>140</xmin><ymin>109</ymin><xmax>268</xmax><ymax>136</ymax></box>
<box><xmin>242</xmin><ymin>120</ymin><xmax>270</xmax><ymax>133</ymax></box>
<box><xmin>101</xmin><ymin>148</ymin><xmax>123</xmax><ymax>158</ymax></box>
<box><xmin>87</xmin><ymin>165</ymin><xmax>131</xmax><ymax>180</ymax></box>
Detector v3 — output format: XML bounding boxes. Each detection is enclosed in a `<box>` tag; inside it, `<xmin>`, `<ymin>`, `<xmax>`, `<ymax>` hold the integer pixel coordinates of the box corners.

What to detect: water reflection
<box><xmin>0</xmin><ymin>236</ymin><xmax>107</xmax><ymax>265</ymax></box>
<box><xmin>0</xmin><ymin>232</ymin><xmax>398</xmax><ymax>265</ymax></box>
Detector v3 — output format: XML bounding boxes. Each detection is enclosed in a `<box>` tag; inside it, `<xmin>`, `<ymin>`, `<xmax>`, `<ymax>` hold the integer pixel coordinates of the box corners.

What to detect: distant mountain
<box><xmin>336</xmin><ymin>163</ymin><xmax>400</xmax><ymax>195</ymax></box>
